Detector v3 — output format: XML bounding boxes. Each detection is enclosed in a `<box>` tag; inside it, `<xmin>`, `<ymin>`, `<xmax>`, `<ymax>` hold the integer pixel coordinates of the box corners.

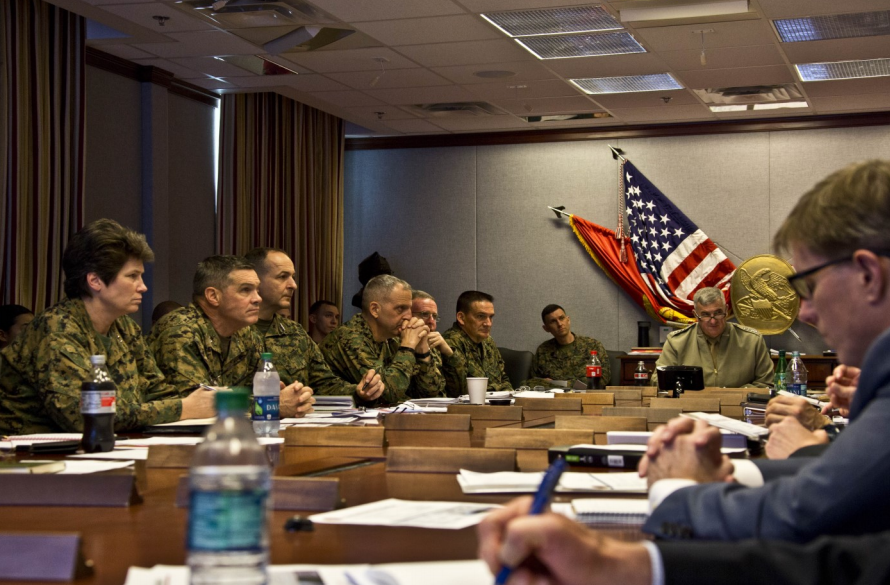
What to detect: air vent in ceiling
<box><xmin>177</xmin><ymin>0</ymin><xmax>326</xmax><ymax>28</ymax></box>
<box><xmin>692</xmin><ymin>84</ymin><xmax>804</xmax><ymax>104</ymax></box>
<box><xmin>406</xmin><ymin>102</ymin><xmax>506</xmax><ymax>117</ymax></box>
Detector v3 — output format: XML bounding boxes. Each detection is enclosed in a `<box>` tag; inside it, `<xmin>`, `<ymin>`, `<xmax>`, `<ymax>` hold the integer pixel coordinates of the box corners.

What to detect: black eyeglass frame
<box><xmin>786</xmin><ymin>256</ymin><xmax>852</xmax><ymax>299</ymax></box>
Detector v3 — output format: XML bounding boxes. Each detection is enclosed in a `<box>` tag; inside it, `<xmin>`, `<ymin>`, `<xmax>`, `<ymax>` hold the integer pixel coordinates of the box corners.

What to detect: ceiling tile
<box><xmin>89</xmin><ymin>43</ymin><xmax>155</xmax><ymax>60</ymax></box>
<box><xmin>544</xmin><ymin>53</ymin><xmax>671</xmax><ymax>78</ymax></box>
<box><xmin>274</xmin><ymin>74</ymin><xmax>352</xmax><ymax>92</ymax></box>
<box><xmin>326</xmin><ymin>68</ymin><xmax>452</xmax><ymax>90</ymax></box>
<box><xmin>99</xmin><ymin>3</ymin><xmax>213</xmax><ymax>33</ymax></box>
<box><xmin>759</xmin><ymin>0</ymin><xmax>890</xmax><ymax>19</ymax></box>
<box><xmin>464</xmin><ymin>78</ymin><xmax>583</xmax><ymax>100</ymax></box>
<box><xmin>382</xmin><ymin>118</ymin><xmax>450</xmax><ymax>133</ymax></box>
<box><xmin>306</xmin><ymin>0</ymin><xmax>465</xmax><ymax>22</ymax></box>
<box><xmin>801</xmin><ymin>76</ymin><xmax>890</xmax><ymax>96</ymax></box>
<box><xmin>133</xmin><ymin>31</ymin><xmax>261</xmax><ymax>58</ymax></box>
<box><xmin>307</xmin><ymin>90</ymin><xmax>386</xmax><ymax>107</ymax></box>
<box><xmin>431</xmin><ymin>60</ymin><xmax>559</xmax><ymax>84</ymax></box>
<box><xmin>353</xmin><ymin>15</ymin><xmax>501</xmax><ymax>46</ymax></box>
<box><xmin>811</xmin><ymin>93</ymin><xmax>890</xmax><ymax>112</ymax></box>
<box><xmin>171</xmin><ymin>56</ymin><xmax>259</xmax><ymax>77</ymax></box>
<box><xmin>524</xmin><ymin>115</ymin><xmax>621</xmax><ymax>128</ymax></box>
<box><xmin>133</xmin><ymin>58</ymin><xmax>201</xmax><ymax>79</ymax></box>
<box><xmin>281</xmin><ymin>47</ymin><xmax>419</xmax><ymax>73</ymax></box>
<box><xmin>782</xmin><ymin>37</ymin><xmax>890</xmax><ymax>65</ymax></box>
<box><xmin>395</xmin><ymin>39</ymin><xmax>533</xmax><ymax>67</ymax></box>
<box><xmin>660</xmin><ymin>44</ymin><xmax>785</xmax><ymax>70</ymax></box>
<box><xmin>489</xmin><ymin>95</ymin><xmax>603</xmax><ymax>115</ymax></box>
<box><xmin>609</xmin><ymin>104</ymin><xmax>713</xmax><ymax>122</ymax></box>
<box><xmin>591</xmin><ymin>89</ymin><xmax>699</xmax><ymax>108</ymax></box>
<box><xmin>364</xmin><ymin>85</ymin><xmax>478</xmax><ymax>105</ymax></box>
<box><xmin>428</xmin><ymin>114</ymin><xmax>529</xmax><ymax>131</ymax></box>
<box><xmin>633</xmin><ymin>20</ymin><xmax>777</xmax><ymax>51</ymax></box>
<box><xmin>675</xmin><ymin>65</ymin><xmax>795</xmax><ymax>89</ymax></box>
<box><xmin>345</xmin><ymin>105</ymin><xmax>419</xmax><ymax>121</ymax></box>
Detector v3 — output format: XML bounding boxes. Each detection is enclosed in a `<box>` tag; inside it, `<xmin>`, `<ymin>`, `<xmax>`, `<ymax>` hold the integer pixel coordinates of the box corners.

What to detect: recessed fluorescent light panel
<box><xmin>620</xmin><ymin>0</ymin><xmax>748</xmax><ymax>23</ymax></box>
<box><xmin>523</xmin><ymin>112</ymin><xmax>612</xmax><ymax>123</ymax></box>
<box><xmin>710</xmin><ymin>105</ymin><xmax>747</xmax><ymax>112</ymax></box>
<box><xmin>518</xmin><ymin>32</ymin><xmax>644</xmax><ymax>59</ymax></box>
<box><xmin>480</xmin><ymin>5</ymin><xmax>622</xmax><ymax>37</ymax></box>
<box><xmin>710</xmin><ymin>102</ymin><xmax>808</xmax><ymax>112</ymax></box>
<box><xmin>571</xmin><ymin>73</ymin><xmax>683</xmax><ymax>94</ymax></box>
<box><xmin>774</xmin><ymin>10</ymin><xmax>890</xmax><ymax>42</ymax></box>
<box><xmin>796</xmin><ymin>58</ymin><xmax>890</xmax><ymax>81</ymax></box>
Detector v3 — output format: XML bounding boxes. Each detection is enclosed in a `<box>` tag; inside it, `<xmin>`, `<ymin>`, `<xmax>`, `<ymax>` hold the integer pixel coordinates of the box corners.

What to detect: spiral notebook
<box><xmin>571</xmin><ymin>498</ymin><xmax>650</xmax><ymax>526</ymax></box>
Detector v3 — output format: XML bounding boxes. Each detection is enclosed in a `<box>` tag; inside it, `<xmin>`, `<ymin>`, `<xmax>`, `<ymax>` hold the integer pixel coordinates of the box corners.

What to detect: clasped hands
<box><xmin>638</xmin><ymin>417</ymin><xmax>735</xmax><ymax>486</ymax></box>
<box><xmin>398</xmin><ymin>317</ymin><xmax>453</xmax><ymax>357</ymax></box>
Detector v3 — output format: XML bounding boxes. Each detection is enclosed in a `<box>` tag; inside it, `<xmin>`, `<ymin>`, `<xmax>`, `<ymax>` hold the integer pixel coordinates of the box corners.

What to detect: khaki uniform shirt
<box><xmin>319</xmin><ymin>314</ymin><xmax>444</xmax><ymax>405</ymax></box>
<box><xmin>0</xmin><ymin>298</ymin><xmax>181</xmax><ymax>434</ymax></box>
<box><xmin>257</xmin><ymin>314</ymin><xmax>356</xmax><ymax>397</ymax></box>
<box><xmin>442</xmin><ymin>323</ymin><xmax>513</xmax><ymax>397</ymax></box>
<box><xmin>527</xmin><ymin>335</ymin><xmax>610</xmax><ymax>388</ymax></box>
<box><xmin>654</xmin><ymin>322</ymin><xmax>774</xmax><ymax>388</ymax></box>
<box><xmin>147</xmin><ymin>303</ymin><xmax>260</xmax><ymax>395</ymax></box>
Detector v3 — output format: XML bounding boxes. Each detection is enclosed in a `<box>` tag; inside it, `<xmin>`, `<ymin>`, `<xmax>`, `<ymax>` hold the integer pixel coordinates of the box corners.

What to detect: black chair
<box><xmin>606</xmin><ymin>349</ymin><xmax>626</xmax><ymax>386</ymax></box>
<box><xmin>498</xmin><ymin>347</ymin><xmax>534</xmax><ymax>388</ymax></box>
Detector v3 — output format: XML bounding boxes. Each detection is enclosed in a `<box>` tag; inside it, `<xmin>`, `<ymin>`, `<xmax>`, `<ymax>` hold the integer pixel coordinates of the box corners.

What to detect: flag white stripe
<box><xmin>675</xmin><ymin>249</ymin><xmax>729</xmax><ymax>299</ymax></box>
<box><xmin>661</xmin><ymin>230</ymin><xmax>709</xmax><ymax>277</ymax></box>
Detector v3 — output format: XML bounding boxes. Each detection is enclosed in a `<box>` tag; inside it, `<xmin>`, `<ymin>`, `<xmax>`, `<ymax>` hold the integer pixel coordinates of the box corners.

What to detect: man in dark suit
<box><xmin>476</xmin><ymin>160</ymin><xmax>890</xmax><ymax>583</ymax></box>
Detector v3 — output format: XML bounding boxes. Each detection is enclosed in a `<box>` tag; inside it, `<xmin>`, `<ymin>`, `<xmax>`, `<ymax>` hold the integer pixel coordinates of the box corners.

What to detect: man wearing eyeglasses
<box><xmin>411</xmin><ymin>290</ymin><xmax>453</xmax><ymax>359</ymax></box>
<box><xmin>653</xmin><ymin>287</ymin><xmax>773</xmax><ymax>388</ymax></box>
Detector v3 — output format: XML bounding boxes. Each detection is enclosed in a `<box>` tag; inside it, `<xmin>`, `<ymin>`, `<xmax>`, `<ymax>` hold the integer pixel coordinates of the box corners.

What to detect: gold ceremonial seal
<box><xmin>730</xmin><ymin>254</ymin><xmax>799</xmax><ymax>335</ymax></box>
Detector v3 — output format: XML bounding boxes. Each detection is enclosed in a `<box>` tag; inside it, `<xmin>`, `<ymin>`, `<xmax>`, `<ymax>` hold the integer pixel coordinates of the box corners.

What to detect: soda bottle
<box><xmin>586</xmin><ymin>350</ymin><xmax>603</xmax><ymax>390</ymax></box>
<box><xmin>187</xmin><ymin>389</ymin><xmax>271</xmax><ymax>585</ymax></box>
<box><xmin>772</xmin><ymin>350</ymin><xmax>787</xmax><ymax>397</ymax></box>
<box><xmin>787</xmin><ymin>351</ymin><xmax>808</xmax><ymax>396</ymax></box>
<box><xmin>252</xmin><ymin>352</ymin><xmax>280</xmax><ymax>437</ymax></box>
<box><xmin>81</xmin><ymin>354</ymin><xmax>116</xmax><ymax>453</ymax></box>
<box><xmin>634</xmin><ymin>361</ymin><xmax>650</xmax><ymax>386</ymax></box>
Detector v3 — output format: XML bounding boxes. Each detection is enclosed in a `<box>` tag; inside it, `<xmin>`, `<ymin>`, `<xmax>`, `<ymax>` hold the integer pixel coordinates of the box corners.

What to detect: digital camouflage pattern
<box><xmin>147</xmin><ymin>303</ymin><xmax>260</xmax><ymax>395</ymax></box>
<box><xmin>319</xmin><ymin>314</ymin><xmax>444</xmax><ymax>405</ymax></box>
<box><xmin>257</xmin><ymin>314</ymin><xmax>357</xmax><ymax>396</ymax></box>
<box><xmin>527</xmin><ymin>335</ymin><xmax>610</xmax><ymax>388</ymax></box>
<box><xmin>0</xmin><ymin>298</ymin><xmax>182</xmax><ymax>434</ymax></box>
<box><xmin>654</xmin><ymin>321</ymin><xmax>774</xmax><ymax>388</ymax></box>
<box><xmin>441</xmin><ymin>323</ymin><xmax>513</xmax><ymax>397</ymax></box>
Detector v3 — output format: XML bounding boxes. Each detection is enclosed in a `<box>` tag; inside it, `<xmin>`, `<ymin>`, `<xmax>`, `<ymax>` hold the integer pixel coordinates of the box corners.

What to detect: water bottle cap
<box><xmin>792</xmin><ymin>351</ymin><xmax>801</xmax><ymax>356</ymax></box>
<box><xmin>216</xmin><ymin>387</ymin><xmax>250</xmax><ymax>410</ymax></box>
<box><xmin>261</xmin><ymin>352</ymin><xmax>273</xmax><ymax>360</ymax></box>
<box><xmin>90</xmin><ymin>354</ymin><xmax>106</xmax><ymax>365</ymax></box>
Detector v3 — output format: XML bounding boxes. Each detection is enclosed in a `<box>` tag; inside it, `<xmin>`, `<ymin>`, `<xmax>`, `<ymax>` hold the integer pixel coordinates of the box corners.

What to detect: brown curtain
<box><xmin>217</xmin><ymin>92</ymin><xmax>345</xmax><ymax>327</ymax></box>
<box><xmin>0</xmin><ymin>0</ymin><xmax>85</xmax><ymax>311</ymax></box>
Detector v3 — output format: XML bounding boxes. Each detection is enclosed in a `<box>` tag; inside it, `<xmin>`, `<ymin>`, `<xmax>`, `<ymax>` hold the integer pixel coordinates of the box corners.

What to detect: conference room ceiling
<box><xmin>57</xmin><ymin>0</ymin><xmax>890</xmax><ymax>137</ymax></box>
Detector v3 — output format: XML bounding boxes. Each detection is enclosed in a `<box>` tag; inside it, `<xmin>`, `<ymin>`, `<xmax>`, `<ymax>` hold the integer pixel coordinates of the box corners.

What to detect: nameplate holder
<box><xmin>0</xmin><ymin>533</ymin><xmax>93</xmax><ymax>581</ymax></box>
<box><xmin>175</xmin><ymin>476</ymin><xmax>340</xmax><ymax>511</ymax></box>
<box><xmin>0</xmin><ymin>472</ymin><xmax>140</xmax><ymax>507</ymax></box>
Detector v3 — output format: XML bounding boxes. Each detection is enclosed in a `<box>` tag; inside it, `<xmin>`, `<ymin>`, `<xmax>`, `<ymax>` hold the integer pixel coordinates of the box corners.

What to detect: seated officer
<box><xmin>527</xmin><ymin>304</ymin><xmax>610</xmax><ymax>388</ymax></box>
<box><xmin>654</xmin><ymin>287</ymin><xmax>773</xmax><ymax>388</ymax></box>
<box><xmin>0</xmin><ymin>305</ymin><xmax>33</xmax><ymax>349</ymax></box>
<box><xmin>148</xmin><ymin>255</ymin><xmax>312</xmax><ymax>417</ymax></box>
<box><xmin>0</xmin><ymin>219</ymin><xmax>215</xmax><ymax>434</ymax></box>
<box><xmin>307</xmin><ymin>300</ymin><xmax>340</xmax><ymax>346</ymax></box>
<box><xmin>245</xmin><ymin>247</ymin><xmax>382</xmax><ymax>405</ymax></box>
<box><xmin>442</xmin><ymin>290</ymin><xmax>513</xmax><ymax>397</ymax></box>
<box><xmin>320</xmin><ymin>274</ymin><xmax>444</xmax><ymax>404</ymax></box>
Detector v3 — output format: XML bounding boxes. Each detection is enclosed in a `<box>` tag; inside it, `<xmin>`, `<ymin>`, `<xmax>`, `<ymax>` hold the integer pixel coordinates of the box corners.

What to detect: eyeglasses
<box><xmin>787</xmin><ymin>257</ymin><xmax>852</xmax><ymax>300</ymax></box>
<box><xmin>695</xmin><ymin>310</ymin><xmax>726</xmax><ymax>322</ymax></box>
<box><xmin>413</xmin><ymin>311</ymin><xmax>439</xmax><ymax>322</ymax></box>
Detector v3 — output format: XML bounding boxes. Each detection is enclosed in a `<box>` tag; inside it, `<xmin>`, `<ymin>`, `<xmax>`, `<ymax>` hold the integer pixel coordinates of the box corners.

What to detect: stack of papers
<box><xmin>0</xmin><ymin>433</ymin><xmax>82</xmax><ymax>450</ymax></box>
<box><xmin>308</xmin><ymin>498</ymin><xmax>498</xmax><ymax>530</ymax></box>
<box><xmin>314</xmin><ymin>396</ymin><xmax>355</xmax><ymax>411</ymax></box>
<box><xmin>456</xmin><ymin>469</ymin><xmax>647</xmax><ymax>494</ymax></box>
<box><xmin>682</xmin><ymin>412</ymin><xmax>769</xmax><ymax>439</ymax></box>
<box><xmin>570</xmin><ymin>498</ymin><xmax>650</xmax><ymax>526</ymax></box>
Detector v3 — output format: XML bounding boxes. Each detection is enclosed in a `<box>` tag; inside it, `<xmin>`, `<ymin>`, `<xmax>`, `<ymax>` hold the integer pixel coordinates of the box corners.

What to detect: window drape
<box><xmin>217</xmin><ymin>92</ymin><xmax>345</xmax><ymax>327</ymax></box>
<box><xmin>0</xmin><ymin>0</ymin><xmax>85</xmax><ymax>311</ymax></box>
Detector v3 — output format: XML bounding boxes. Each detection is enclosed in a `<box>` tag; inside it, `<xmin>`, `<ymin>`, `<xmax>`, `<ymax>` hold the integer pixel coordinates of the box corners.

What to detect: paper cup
<box><xmin>467</xmin><ymin>377</ymin><xmax>489</xmax><ymax>404</ymax></box>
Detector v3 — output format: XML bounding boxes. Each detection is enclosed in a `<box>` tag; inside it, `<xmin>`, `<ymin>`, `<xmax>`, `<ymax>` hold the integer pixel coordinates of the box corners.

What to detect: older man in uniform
<box><xmin>654</xmin><ymin>287</ymin><xmax>773</xmax><ymax>388</ymax></box>
<box><xmin>321</xmin><ymin>275</ymin><xmax>444</xmax><ymax>404</ymax></box>
<box><xmin>527</xmin><ymin>304</ymin><xmax>610</xmax><ymax>388</ymax></box>
<box><xmin>442</xmin><ymin>290</ymin><xmax>513</xmax><ymax>397</ymax></box>
<box><xmin>245</xmin><ymin>247</ymin><xmax>382</xmax><ymax>404</ymax></box>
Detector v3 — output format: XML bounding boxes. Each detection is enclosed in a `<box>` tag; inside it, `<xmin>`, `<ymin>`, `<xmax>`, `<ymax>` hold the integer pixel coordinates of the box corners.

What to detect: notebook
<box><xmin>571</xmin><ymin>498</ymin><xmax>650</xmax><ymax>526</ymax></box>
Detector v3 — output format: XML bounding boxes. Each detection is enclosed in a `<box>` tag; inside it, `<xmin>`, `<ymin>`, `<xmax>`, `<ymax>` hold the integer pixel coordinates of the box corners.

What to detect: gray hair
<box><xmin>412</xmin><ymin>290</ymin><xmax>434</xmax><ymax>301</ymax></box>
<box><xmin>362</xmin><ymin>274</ymin><xmax>411</xmax><ymax>311</ymax></box>
<box><xmin>693</xmin><ymin>287</ymin><xmax>726</xmax><ymax>308</ymax></box>
<box><xmin>774</xmin><ymin>160</ymin><xmax>890</xmax><ymax>258</ymax></box>
<box><xmin>193</xmin><ymin>255</ymin><xmax>256</xmax><ymax>302</ymax></box>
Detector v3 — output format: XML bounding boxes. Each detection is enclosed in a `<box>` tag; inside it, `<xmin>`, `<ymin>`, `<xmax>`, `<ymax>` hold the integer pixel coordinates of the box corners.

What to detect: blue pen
<box><xmin>495</xmin><ymin>456</ymin><xmax>568</xmax><ymax>585</ymax></box>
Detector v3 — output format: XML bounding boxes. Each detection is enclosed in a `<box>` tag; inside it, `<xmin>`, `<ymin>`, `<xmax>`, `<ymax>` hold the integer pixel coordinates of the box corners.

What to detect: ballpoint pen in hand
<box><xmin>494</xmin><ymin>456</ymin><xmax>568</xmax><ymax>585</ymax></box>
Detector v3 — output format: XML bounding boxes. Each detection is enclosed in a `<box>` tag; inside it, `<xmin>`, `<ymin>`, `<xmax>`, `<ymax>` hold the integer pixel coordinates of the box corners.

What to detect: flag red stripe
<box><xmin>666</xmin><ymin>239</ymin><xmax>717</xmax><ymax>291</ymax></box>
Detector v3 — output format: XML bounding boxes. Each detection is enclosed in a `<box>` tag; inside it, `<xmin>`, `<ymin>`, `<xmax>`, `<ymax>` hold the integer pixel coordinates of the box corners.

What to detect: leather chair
<box><xmin>498</xmin><ymin>347</ymin><xmax>534</xmax><ymax>388</ymax></box>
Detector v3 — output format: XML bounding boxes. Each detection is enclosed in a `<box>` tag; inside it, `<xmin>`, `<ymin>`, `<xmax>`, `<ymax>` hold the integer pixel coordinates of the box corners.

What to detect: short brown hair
<box><xmin>63</xmin><ymin>219</ymin><xmax>154</xmax><ymax>299</ymax></box>
<box><xmin>192</xmin><ymin>255</ymin><xmax>256</xmax><ymax>302</ymax></box>
<box><xmin>244</xmin><ymin>247</ymin><xmax>289</xmax><ymax>276</ymax></box>
<box><xmin>456</xmin><ymin>291</ymin><xmax>493</xmax><ymax>315</ymax></box>
<box><xmin>774</xmin><ymin>160</ymin><xmax>890</xmax><ymax>257</ymax></box>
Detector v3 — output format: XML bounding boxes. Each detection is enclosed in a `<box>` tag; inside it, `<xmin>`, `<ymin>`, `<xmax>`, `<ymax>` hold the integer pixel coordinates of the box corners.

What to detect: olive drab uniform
<box><xmin>319</xmin><ymin>314</ymin><xmax>444</xmax><ymax>405</ymax></box>
<box><xmin>653</xmin><ymin>322</ymin><xmax>774</xmax><ymax>388</ymax></box>
<box><xmin>441</xmin><ymin>323</ymin><xmax>513</xmax><ymax>398</ymax></box>
<box><xmin>0</xmin><ymin>298</ymin><xmax>182</xmax><ymax>434</ymax></box>
<box><xmin>527</xmin><ymin>335</ymin><xmax>611</xmax><ymax>388</ymax></box>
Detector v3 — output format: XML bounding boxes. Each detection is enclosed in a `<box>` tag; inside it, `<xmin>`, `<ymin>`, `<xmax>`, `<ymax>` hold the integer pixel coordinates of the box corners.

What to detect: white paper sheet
<box><xmin>309</xmin><ymin>498</ymin><xmax>498</xmax><ymax>530</ymax></box>
<box><xmin>457</xmin><ymin>469</ymin><xmax>648</xmax><ymax>494</ymax></box>
<box><xmin>57</xmin><ymin>459</ymin><xmax>135</xmax><ymax>474</ymax></box>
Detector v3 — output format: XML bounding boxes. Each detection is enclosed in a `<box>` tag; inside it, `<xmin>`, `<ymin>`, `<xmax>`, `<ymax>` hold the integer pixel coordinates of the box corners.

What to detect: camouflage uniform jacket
<box><xmin>654</xmin><ymin>322</ymin><xmax>774</xmax><ymax>388</ymax></box>
<box><xmin>527</xmin><ymin>335</ymin><xmax>610</xmax><ymax>388</ymax></box>
<box><xmin>257</xmin><ymin>314</ymin><xmax>357</xmax><ymax>397</ymax></box>
<box><xmin>147</xmin><ymin>303</ymin><xmax>260</xmax><ymax>396</ymax></box>
<box><xmin>319</xmin><ymin>314</ymin><xmax>444</xmax><ymax>405</ymax></box>
<box><xmin>0</xmin><ymin>298</ymin><xmax>181</xmax><ymax>434</ymax></box>
<box><xmin>441</xmin><ymin>323</ymin><xmax>513</xmax><ymax>397</ymax></box>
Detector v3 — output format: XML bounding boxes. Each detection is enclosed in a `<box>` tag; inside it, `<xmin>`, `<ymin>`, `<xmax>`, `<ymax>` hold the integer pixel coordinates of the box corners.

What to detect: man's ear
<box><xmin>308</xmin><ymin>313</ymin><xmax>317</xmax><ymax>325</ymax></box>
<box><xmin>203</xmin><ymin>287</ymin><xmax>222</xmax><ymax>308</ymax></box>
<box><xmin>369</xmin><ymin>301</ymin><xmax>381</xmax><ymax>319</ymax></box>
<box><xmin>854</xmin><ymin>249</ymin><xmax>888</xmax><ymax>303</ymax></box>
<box><xmin>86</xmin><ymin>272</ymin><xmax>104</xmax><ymax>294</ymax></box>
<box><xmin>542</xmin><ymin>323</ymin><xmax>548</xmax><ymax>333</ymax></box>
<box><xmin>456</xmin><ymin>311</ymin><xmax>466</xmax><ymax>326</ymax></box>
<box><xmin>0</xmin><ymin>330</ymin><xmax>9</xmax><ymax>345</ymax></box>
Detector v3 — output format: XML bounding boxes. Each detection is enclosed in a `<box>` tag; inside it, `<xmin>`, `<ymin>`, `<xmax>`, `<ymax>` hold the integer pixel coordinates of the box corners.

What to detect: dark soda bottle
<box><xmin>81</xmin><ymin>354</ymin><xmax>116</xmax><ymax>453</ymax></box>
<box><xmin>634</xmin><ymin>361</ymin><xmax>650</xmax><ymax>386</ymax></box>
<box><xmin>586</xmin><ymin>350</ymin><xmax>603</xmax><ymax>390</ymax></box>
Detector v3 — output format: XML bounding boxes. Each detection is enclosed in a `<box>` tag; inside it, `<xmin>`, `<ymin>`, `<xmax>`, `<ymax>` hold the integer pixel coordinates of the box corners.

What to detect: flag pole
<box><xmin>609</xmin><ymin>145</ymin><xmax>626</xmax><ymax>162</ymax></box>
<box><xmin>547</xmin><ymin>206</ymin><xmax>571</xmax><ymax>218</ymax></box>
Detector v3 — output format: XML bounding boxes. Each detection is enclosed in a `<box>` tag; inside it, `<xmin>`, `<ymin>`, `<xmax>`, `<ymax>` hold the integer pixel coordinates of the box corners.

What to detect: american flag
<box><xmin>622</xmin><ymin>160</ymin><xmax>735</xmax><ymax>313</ymax></box>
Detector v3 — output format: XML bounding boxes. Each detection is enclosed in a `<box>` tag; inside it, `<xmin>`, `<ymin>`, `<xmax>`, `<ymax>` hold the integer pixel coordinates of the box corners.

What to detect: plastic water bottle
<box><xmin>187</xmin><ymin>389</ymin><xmax>271</xmax><ymax>585</ymax></box>
<box><xmin>586</xmin><ymin>350</ymin><xmax>603</xmax><ymax>390</ymax></box>
<box><xmin>81</xmin><ymin>355</ymin><xmax>116</xmax><ymax>453</ymax></box>
<box><xmin>788</xmin><ymin>351</ymin><xmax>808</xmax><ymax>396</ymax></box>
<box><xmin>252</xmin><ymin>352</ymin><xmax>280</xmax><ymax>437</ymax></box>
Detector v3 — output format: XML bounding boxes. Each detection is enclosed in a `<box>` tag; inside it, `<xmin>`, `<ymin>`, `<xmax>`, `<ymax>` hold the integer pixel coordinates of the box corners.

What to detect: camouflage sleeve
<box><xmin>530</xmin><ymin>347</ymin><xmax>544</xmax><ymax>378</ymax></box>
<box><xmin>406</xmin><ymin>352</ymin><xmax>445</xmax><ymax>399</ymax></box>
<box><xmin>147</xmin><ymin>326</ymin><xmax>210</xmax><ymax>397</ymax></box>
<box><xmin>487</xmin><ymin>345</ymin><xmax>514</xmax><ymax>393</ymax></box>
<box><xmin>321</xmin><ymin>334</ymin><xmax>417</xmax><ymax>404</ymax></box>
<box><xmin>440</xmin><ymin>334</ymin><xmax>470</xmax><ymax>398</ymax></box>
<box><xmin>304</xmin><ymin>341</ymin><xmax>359</xmax><ymax>397</ymax></box>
